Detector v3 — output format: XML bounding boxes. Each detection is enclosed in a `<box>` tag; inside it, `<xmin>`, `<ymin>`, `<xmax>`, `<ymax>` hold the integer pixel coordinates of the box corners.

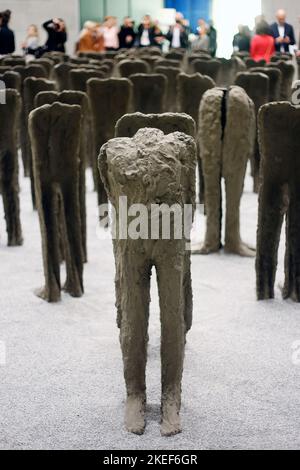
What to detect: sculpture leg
<box><xmin>118</xmin><ymin>245</ymin><xmax>151</xmax><ymax>435</ymax></box>
<box><xmin>156</xmin><ymin>245</ymin><xmax>186</xmax><ymax>436</ymax></box>
<box><xmin>61</xmin><ymin>183</ymin><xmax>84</xmax><ymax>298</ymax></box>
<box><xmin>283</xmin><ymin>186</ymin><xmax>300</xmax><ymax>302</ymax></box>
<box><xmin>0</xmin><ymin>150</ymin><xmax>23</xmax><ymax>246</ymax></box>
<box><xmin>196</xmin><ymin>159</ymin><xmax>222</xmax><ymax>254</ymax></box>
<box><xmin>183</xmin><ymin>252</ymin><xmax>193</xmax><ymax>333</ymax></box>
<box><xmin>256</xmin><ymin>181</ymin><xmax>285</xmax><ymax>300</ymax></box>
<box><xmin>36</xmin><ymin>185</ymin><xmax>61</xmax><ymax>302</ymax></box>
<box><xmin>253</xmin><ymin>139</ymin><xmax>260</xmax><ymax>194</ymax></box>
<box><xmin>20</xmin><ymin>108</ymin><xmax>29</xmax><ymax>177</ymax></box>
<box><xmin>79</xmin><ymin>155</ymin><xmax>87</xmax><ymax>263</ymax></box>
<box><xmin>224</xmin><ymin>169</ymin><xmax>255</xmax><ymax>257</ymax></box>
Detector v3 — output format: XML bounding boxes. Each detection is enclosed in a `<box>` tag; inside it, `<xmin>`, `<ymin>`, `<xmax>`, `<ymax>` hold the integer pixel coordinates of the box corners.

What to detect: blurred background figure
<box><xmin>137</xmin><ymin>15</ymin><xmax>156</xmax><ymax>47</ymax></box>
<box><xmin>43</xmin><ymin>18</ymin><xmax>67</xmax><ymax>53</ymax></box>
<box><xmin>233</xmin><ymin>25</ymin><xmax>251</xmax><ymax>53</ymax></box>
<box><xmin>21</xmin><ymin>24</ymin><xmax>39</xmax><ymax>57</ymax></box>
<box><xmin>153</xmin><ymin>20</ymin><xmax>165</xmax><ymax>49</ymax></box>
<box><xmin>250</xmin><ymin>20</ymin><xmax>275</xmax><ymax>63</ymax></box>
<box><xmin>192</xmin><ymin>18</ymin><xmax>209</xmax><ymax>52</ymax></box>
<box><xmin>270</xmin><ymin>9</ymin><xmax>295</xmax><ymax>53</ymax></box>
<box><xmin>166</xmin><ymin>16</ymin><xmax>189</xmax><ymax>49</ymax></box>
<box><xmin>0</xmin><ymin>9</ymin><xmax>15</xmax><ymax>55</ymax></box>
<box><xmin>118</xmin><ymin>17</ymin><xmax>136</xmax><ymax>49</ymax></box>
<box><xmin>77</xmin><ymin>21</ymin><xmax>104</xmax><ymax>52</ymax></box>
<box><xmin>102</xmin><ymin>16</ymin><xmax>119</xmax><ymax>51</ymax></box>
<box><xmin>208</xmin><ymin>20</ymin><xmax>217</xmax><ymax>57</ymax></box>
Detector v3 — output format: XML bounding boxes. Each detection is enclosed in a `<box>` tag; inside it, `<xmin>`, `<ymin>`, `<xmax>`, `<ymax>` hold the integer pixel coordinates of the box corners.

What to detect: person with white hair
<box><xmin>77</xmin><ymin>21</ymin><xmax>104</xmax><ymax>52</ymax></box>
<box><xmin>270</xmin><ymin>9</ymin><xmax>295</xmax><ymax>53</ymax></box>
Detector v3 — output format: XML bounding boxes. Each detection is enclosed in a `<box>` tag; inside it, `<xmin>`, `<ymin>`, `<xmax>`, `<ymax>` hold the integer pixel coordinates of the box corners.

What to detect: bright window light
<box><xmin>212</xmin><ymin>0</ymin><xmax>262</xmax><ymax>58</ymax></box>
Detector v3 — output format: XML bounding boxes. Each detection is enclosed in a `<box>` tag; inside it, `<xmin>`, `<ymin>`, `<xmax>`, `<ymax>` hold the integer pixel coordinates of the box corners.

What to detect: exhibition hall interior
<box><xmin>0</xmin><ymin>0</ymin><xmax>300</xmax><ymax>451</ymax></box>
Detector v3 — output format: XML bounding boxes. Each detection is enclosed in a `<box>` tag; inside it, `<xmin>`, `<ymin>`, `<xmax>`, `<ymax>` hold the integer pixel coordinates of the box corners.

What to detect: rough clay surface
<box><xmin>129</xmin><ymin>73</ymin><xmax>167</xmax><ymax>115</ymax></box>
<box><xmin>0</xmin><ymin>89</ymin><xmax>23</xmax><ymax>246</ymax></box>
<box><xmin>29</xmin><ymin>102</ymin><xmax>84</xmax><ymax>303</ymax></box>
<box><xmin>196</xmin><ymin>86</ymin><xmax>255</xmax><ymax>257</ymax></box>
<box><xmin>87</xmin><ymin>78</ymin><xmax>132</xmax><ymax>205</ymax></box>
<box><xmin>99</xmin><ymin>128</ymin><xmax>196</xmax><ymax>436</ymax></box>
<box><xmin>1</xmin><ymin>164</ymin><xmax>300</xmax><ymax>449</ymax></box>
<box><xmin>257</xmin><ymin>102</ymin><xmax>300</xmax><ymax>302</ymax></box>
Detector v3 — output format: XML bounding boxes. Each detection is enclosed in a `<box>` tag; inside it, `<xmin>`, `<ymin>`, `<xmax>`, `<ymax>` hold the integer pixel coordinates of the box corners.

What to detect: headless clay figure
<box><xmin>118</xmin><ymin>59</ymin><xmax>150</xmax><ymax>78</ymax></box>
<box><xmin>256</xmin><ymin>102</ymin><xmax>300</xmax><ymax>302</ymax></box>
<box><xmin>24</xmin><ymin>77</ymin><xmax>56</xmax><ymax>209</ymax></box>
<box><xmin>87</xmin><ymin>78</ymin><xmax>133</xmax><ymax>205</ymax></box>
<box><xmin>13</xmin><ymin>64</ymin><xmax>48</xmax><ymax>177</ymax></box>
<box><xmin>99</xmin><ymin>128</ymin><xmax>196</xmax><ymax>437</ymax></box>
<box><xmin>250</xmin><ymin>67</ymin><xmax>282</xmax><ymax>102</ymax></box>
<box><xmin>177</xmin><ymin>72</ymin><xmax>215</xmax><ymax>204</ymax></box>
<box><xmin>0</xmin><ymin>89</ymin><xmax>23</xmax><ymax>246</ymax></box>
<box><xmin>29</xmin><ymin>102</ymin><xmax>84</xmax><ymax>302</ymax></box>
<box><xmin>154</xmin><ymin>66</ymin><xmax>181</xmax><ymax>113</ymax></box>
<box><xmin>129</xmin><ymin>73</ymin><xmax>167</xmax><ymax>114</ymax></box>
<box><xmin>0</xmin><ymin>71</ymin><xmax>21</xmax><ymax>92</ymax></box>
<box><xmin>35</xmin><ymin>90</ymin><xmax>89</xmax><ymax>263</ymax></box>
<box><xmin>235</xmin><ymin>72</ymin><xmax>270</xmax><ymax>194</ymax></box>
<box><xmin>268</xmin><ymin>60</ymin><xmax>295</xmax><ymax>101</ymax></box>
<box><xmin>194</xmin><ymin>86</ymin><xmax>256</xmax><ymax>257</ymax></box>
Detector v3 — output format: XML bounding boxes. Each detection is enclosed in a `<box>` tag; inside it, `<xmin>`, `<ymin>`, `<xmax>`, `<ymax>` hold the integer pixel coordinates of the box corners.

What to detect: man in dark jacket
<box><xmin>137</xmin><ymin>15</ymin><xmax>156</xmax><ymax>47</ymax></box>
<box><xmin>270</xmin><ymin>9</ymin><xmax>295</xmax><ymax>53</ymax></box>
<box><xmin>43</xmin><ymin>18</ymin><xmax>67</xmax><ymax>53</ymax></box>
<box><xmin>119</xmin><ymin>17</ymin><xmax>136</xmax><ymax>49</ymax></box>
<box><xmin>166</xmin><ymin>20</ymin><xmax>189</xmax><ymax>49</ymax></box>
<box><xmin>0</xmin><ymin>10</ymin><xmax>15</xmax><ymax>55</ymax></box>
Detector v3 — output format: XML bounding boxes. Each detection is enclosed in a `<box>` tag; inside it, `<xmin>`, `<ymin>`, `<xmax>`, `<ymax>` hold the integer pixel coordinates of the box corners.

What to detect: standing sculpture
<box><xmin>194</xmin><ymin>86</ymin><xmax>256</xmax><ymax>256</ymax></box>
<box><xmin>99</xmin><ymin>124</ymin><xmax>196</xmax><ymax>436</ymax></box>
<box><xmin>29</xmin><ymin>102</ymin><xmax>84</xmax><ymax>302</ymax></box>
<box><xmin>256</xmin><ymin>102</ymin><xmax>300</xmax><ymax>302</ymax></box>
<box><xmin>0</xmin><ymin>89</ymin><xmax>23</xmax><ymax>246</ymax></box>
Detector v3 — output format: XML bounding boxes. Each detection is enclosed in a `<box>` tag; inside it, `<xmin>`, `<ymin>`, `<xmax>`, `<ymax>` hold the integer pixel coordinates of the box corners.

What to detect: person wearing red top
<box><xmin>250</xmin><ymin>21</ymin><xmax>275</xmax><ymax>63</ymax></box>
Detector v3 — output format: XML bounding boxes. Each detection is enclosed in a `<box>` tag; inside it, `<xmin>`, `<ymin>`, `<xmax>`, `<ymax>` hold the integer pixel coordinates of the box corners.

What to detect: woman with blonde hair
<box><xmin>21</xmin><ymin>24</ymin><xmax>39</xmax><ymax>57</ymax></box>
<box><xmin>78</xmin><ymin>21</ymin><xmax>105</xmax><ymax>52</ymax></box>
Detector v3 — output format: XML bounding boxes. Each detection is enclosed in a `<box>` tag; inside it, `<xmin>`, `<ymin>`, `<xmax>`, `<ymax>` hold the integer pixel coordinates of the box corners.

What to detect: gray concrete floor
<box><xmin>0</xmin><ymin>169</ymin><xmax>300</xmax><ymax>450</ymax></box>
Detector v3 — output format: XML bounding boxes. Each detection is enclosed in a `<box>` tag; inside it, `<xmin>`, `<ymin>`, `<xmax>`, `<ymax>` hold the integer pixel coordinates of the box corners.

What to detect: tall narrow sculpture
<box><xmin>0</xmin><ymin>89</ymin><xmax>23</xmax><ymax>246</ymax></box>
<box><xmin>256</xmin><ymin>102</ymin><xmax>300</xmax><ymax>302</ymax></box>
<box><xmin>29</xmin><ymin>102</ymin><xmax>84</xmax><ymax>302</ymax></box>
<box><xmin>99</xmin><ymin>126</ymin><xmax>196</xmax><ymax>436</ymax></box>
<box><xmin>195</xmin><ymin>86</ymin><xmax>256</xmax><ymax>256</ymax></box>
<box><xmin>87</xmin><ymin>78</ymin><xmax>132</xmax><ymax>205</ymax></box>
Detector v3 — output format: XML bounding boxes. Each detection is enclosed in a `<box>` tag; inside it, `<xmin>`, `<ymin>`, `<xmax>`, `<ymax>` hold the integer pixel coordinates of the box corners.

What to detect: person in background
<box><xmin>250</xmin><ymin>20</ymin><xmax>275</xmax><ymax>63</ymax></box>
<box><xmin>137</xmin><ymin>15</ymin><xmax>156</xmax><ymax>47</ymax></box>
<box><xmin>21</xmin><ymin>24</ymin><xmax>39</xmax><ymax>57</ymax></box>
<box><xmin>233</xmin><ymin>25</ymin><xmax>251</xmax><ymax>53</ymax></box>
<box><xmin>153</xmin><ymin>20</ymin><xmax>165</xmax><ymax>49</ymax></box>
<box><xmin>192</xmin><ymin>18</ymin><xmax>209</xmax><ymax>52</ymax></box>
<box><xmin>0</xmin><ymin>9</ymin><xmax>15</xmax><ymax>55</ymax></box>
<box><xmin>77</xmin><ymin>21</ymin><xmax>104</xmax><ymax>52</ymax></box>
<box><xmin>208</xmin><ymin>20</ymin><xmax>217</xmax><ymax>57</ymax></box>
<box><xmin>43</xmin><ymin>18</ymin><xmax>67</xmax><ymax>53</ymax></box>
<box><xmin>102</xmin><ymin>16</ymin><xmax>119</xmax><ymax>51</ymax></box>
<box><xmin>166</xmin><ymin>18</ymin><xmax>189</xmax><ymax>49</ymax></box>
<box><xmin>270</xmin><ymin>9</ymin><xmax>295</xmax><ymax>53</ymax></box>
<box><xmin>118</xmin><ymin>17</ymin><xmax>136</xmax><ymax>49</ymax></box>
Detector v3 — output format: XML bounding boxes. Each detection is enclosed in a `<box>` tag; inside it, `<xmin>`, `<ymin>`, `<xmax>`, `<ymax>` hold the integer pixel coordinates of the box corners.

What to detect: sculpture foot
<box><xmin>191</xmin><ymin>242</ymin><xmax>221</xmax><ymax>255</ymax></box>
<box><xmin>161</xmin><ymin>400</ymin><xmax>182</xmax><ymax>437</ymax></box>
<box><xmin>7</xmin><ymin>235</ymin><xmax>23</xmax><ymax>247</ymax></box>
<box><xmin>125</xmin><ymin>395</ymin><xmax>146</xmax><ymax>435</ymax></box>
<box><xmin>35</xmin><ymin>285</ymin><xmax>61</xmax><ymax>303</ymax></box>
<box><xmin>63</xmin><ymin>281</ymin><xmax>83</xmax><ymax>298</ymax></box>
<box><xmin>224</xmin><ymin>242</ymin><xmax>256</xmax><ymax>257</ymax></box>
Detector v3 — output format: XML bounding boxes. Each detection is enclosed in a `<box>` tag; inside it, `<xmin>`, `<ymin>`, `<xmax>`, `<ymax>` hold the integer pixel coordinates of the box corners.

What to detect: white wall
<box><xmin>212</xmin><ymin>0</ymin><xmax>262</xmax><ymax>58</ymax></box>
<box><xmin>0</xmin><ymin>0</ymin><xmax>80</xmax><ymax>54</ymax></box>
<box><xmin>262</xmin><ymin>0</ymin><xmax>299</xmax><ymax>47</ymax></box>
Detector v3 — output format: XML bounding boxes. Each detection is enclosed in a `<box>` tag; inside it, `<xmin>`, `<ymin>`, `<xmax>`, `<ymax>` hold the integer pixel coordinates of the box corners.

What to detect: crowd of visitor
<box><xmin>0</xmin><ymin>7</ymin><xmax>299</xmax><ymax>62</ymax></box>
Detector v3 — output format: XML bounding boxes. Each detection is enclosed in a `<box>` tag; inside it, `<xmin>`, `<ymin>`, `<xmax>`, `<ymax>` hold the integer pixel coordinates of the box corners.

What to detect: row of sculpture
<box><xmin>0</xmin><ymin>47</ymin><xmax>299</xmax><ymax>436</ymax></box>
